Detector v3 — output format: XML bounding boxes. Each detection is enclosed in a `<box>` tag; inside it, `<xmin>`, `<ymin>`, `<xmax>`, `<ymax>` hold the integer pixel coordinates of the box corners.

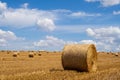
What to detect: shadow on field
<box><xmin>49</xmin><ymin>68</ymin><xmax>64</xmax><ymax>72</ymax></box>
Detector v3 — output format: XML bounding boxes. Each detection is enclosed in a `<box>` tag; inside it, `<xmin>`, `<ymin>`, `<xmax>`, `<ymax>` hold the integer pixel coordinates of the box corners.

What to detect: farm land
<box><xmin>0</xmin><ymin>51</ymin><xmax>120</xmax><ymax>80</ymax></box>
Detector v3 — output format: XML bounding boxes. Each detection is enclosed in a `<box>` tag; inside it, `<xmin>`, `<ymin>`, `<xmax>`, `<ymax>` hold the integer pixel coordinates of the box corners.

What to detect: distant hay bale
<box><xmin>28</xmin><ymin>52</ymin><xmax>34</xmax><ymax>58</ymax></box>
<box><xmin>38</xmin><ymin>53</ymin><xmax>41</xmax><ymax>56</ymax></box>
<box><xmin>13</xmin><ymin>52</ymin><xmax>19</xmax><ymax>57</ymax></box>
<box><xmin>62</xmin><ymin>44</ymin><xmax>97</xmax><ymax>72</ymax></box>
<box><xmin>6</xmin><ymin>51</ymin><xmax>10</xmax><ymax>54</ymax></box>
<box><xmin>33</xmin><ymin>52</ymin><xmax>36</xmax><ymax>55</ymax></box>
<box><xmin>1</xmin><ymin>50</ymin><xmax>5</xmax><ymax>52</ymax></box>
<box><xmin>115</xmin><ymin>53</ymin><xmax>118</xmax><ymax>57</ymax></box>
<box><xmin>107</xmin><ymin>52</ymin><xmax>109</xmax><ymax>54</ymax></box>
<box><xmin>111</xmin><ymin>53</ymin><xmax>114</xmax><ymax>55</ymax></box>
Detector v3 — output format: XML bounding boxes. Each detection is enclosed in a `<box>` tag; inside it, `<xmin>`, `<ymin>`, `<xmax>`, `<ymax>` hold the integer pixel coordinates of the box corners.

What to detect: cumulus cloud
<box><xmin>86</xmin><ymin>27</ymin><xmax>120</xmax><ymax>38</ymax></box>
<box><xmin>0</xmin><ymin>29</ymin><xmax>17</xmax><ymax>40</ymax></box>
<box><xmin>86</xmin><ymin>27</ymin><xmax>120</xmax><ymax>51</ymax></box>
<box><xmin>37</xmin><ymin>18</ymin><xmax>56</xmax><ymax>31</ymax></box>
<box><xmin>85</xmin><ymin>0</ymin><xmax>120</xmax><ymax>7</ymax></box>
<box><xmin>0</xmin><ymin>29</ymin><xmax>24</xmax><ymax>46</ymax></box>
<box><xmin>33</xmin><ymin>35</ymin><xmax>97</xmax><ymax>50</ymax></box>
<box><xmin>34</xmin><ymin>36</ymin><xmax>65</xmax><ymax>47</ymax></box>
<box><xmin>0</xmin><ymin>38</ymin><xmax>6</xmax><ymax>46</ymax></box>
<box><xmin>0</xmin><ymin>1</ymin><xmax>56</xmax><ymax>31</ymax></box>
<box><xmin>86</xmin><ymin>28</ymin><xmax>95</xmax><ymax>36</ymax></box>
<box><xmin>34</xmin><ymin>36</ymin><xmax>66</xmax><ymax>50</ymax></box>
<box><xmin>33</xmin><ymin>35</ymin><xmax>79</xmax><ymax>50</ymax></box>
<box><xmin>0</xmin><ymin>1</ymin><xmax>7</xmax><ymax>13</ymax></box>
<box><xmin>0</xmin><ymin>1</ymin><xmax>103</xmax><ymax>32</ymax></box>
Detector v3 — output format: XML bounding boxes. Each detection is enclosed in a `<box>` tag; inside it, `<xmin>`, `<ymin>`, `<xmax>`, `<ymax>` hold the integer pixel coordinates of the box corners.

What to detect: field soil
<box><xmin>0</xmin><ymin>51</ymin><xmax>120</xmax><ymax>80</ymax></box>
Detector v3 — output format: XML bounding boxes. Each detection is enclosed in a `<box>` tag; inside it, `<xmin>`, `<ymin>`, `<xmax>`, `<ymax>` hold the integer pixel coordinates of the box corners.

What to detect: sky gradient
<box><xmin>0</xmin><ymin>0</ymin><xmax>120</xmax><ymax>51</ymax></box>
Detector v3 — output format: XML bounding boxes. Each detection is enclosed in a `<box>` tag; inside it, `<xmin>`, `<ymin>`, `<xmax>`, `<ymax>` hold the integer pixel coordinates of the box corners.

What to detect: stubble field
<box><xmin>0</xmin><ymin>51</ymin><xmax>120</xmax><ymax>80</ymax></box>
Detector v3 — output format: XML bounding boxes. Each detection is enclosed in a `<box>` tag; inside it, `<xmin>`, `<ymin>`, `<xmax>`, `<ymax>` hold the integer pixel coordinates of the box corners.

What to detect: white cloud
<box><xmin>101</xmin><ymin>0</ymin><xmax>120</xmax><ymax>7</ymax></box>
<box><xmin>34</xmin><ymin>35</ymin><xmax>84</xmax><ymax>50</ymax></box>
<box><xmin>34</xmin><ymin>36</ymin><xmax>66</xmax><ymax>50</ymax></box>
<box><xmin>33</xmin><ymin>35</ymin><xmax>97</xmax><ymax>51</ymax></box>
<box><xmin>51</xmin><ymin>9</ymin><xmax>71</xmax><ymax>13</ymax></box>
<box><xmin>34</xmin><ymin>35</ymin><xmax>65</xmax><ymax>47</ymax></box>
<box><xmin>21</xmin><ymin>3</ymin><xmax>29</xmax><ymax>9</ymax></box>
<box><xmin>80</xmin><ymin>40</ymin><xmax>96</xmax><ymax>44</ymax></box>
<box><xmin>85</xmin><ymin>0</ymin><xmax>100</xmax><ymax>2</ymax></box>
<box><xmin>34</xmin><ymin>28</ymin><xmax>120</xmax><ymax>51</ymax></box>
<box><xmin>37</xmin><ymin>18</ymin><xmax>56</xmax><ymax>31</ymax></box>
<box><xmin>86</xmin><ymin>27</ymin><xmax>120</xmax><ymax>38</ymax></box>
<box><xmin>85</xmin><ymin>0</ymin><xmax>120</xmax><ymax>7</ymax></box>
<box><xmin>0</xmin><ymin>29</ymin><xmax>17</xmax><ymax>40</ymax></box>
<box><xmin>0</xmin><ymin>38</ymin><xmax>7</xmax><ymax>46</ymax></box>
<box><xmin>113</xmin><ymin>11</ymin><xmax>120</xmax><ymax>15</ymax></box>
<box><xmin>70</xmin><ymin>12</ymin><xmax>87</xmax><ymax>17</ymax></box>
<box><xmin>0</xmin><ymin>8</ymin><xmax>56</xmax><ymax>29</ymax></box>
<box><xmin>66</xmin><ymin>41</ymin><xmax>78</xmax><ymax>44</ymax></box>
<box><xmin>0</xmin><ymin>1</ymin><xmax>103</xmax><ymax>32</ymax></box>
<box><xmin>86</xmin><ymin>28</ymin><xmax>95</xmax><ymax>36</ymax></box>
<box><xmin>0</xmin><ymin>1</ymin><xmax>7</xmax><ymax>13</ymax></box>
<box><xmin>86</xmin><ymin>26</ymin><xmax>120</xmax><ymax>51</ymax></box>
<box><xmin>0</xmin><ymin>1</ymin><xmax>56</xmax><ymax>31</ymax></box>
<box><xmin>116</xmin><ymin>45</ymin><xmax>120</xmax><ymax>51</ymax></box>
<box><xmin>69</xmin><ymin>12</ymin><xmax>101</xmax><ymax>17</ymax></box>
<box><xmin>0</xmin><ymin>29</ymin><xmax>24</xmax><ymax>46</ymax></box>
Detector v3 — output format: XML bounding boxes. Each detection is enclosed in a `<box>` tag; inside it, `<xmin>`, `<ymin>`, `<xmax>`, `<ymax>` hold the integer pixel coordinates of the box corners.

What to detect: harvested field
<box><xmin>0</xmin><ymin>51</ymin><xmax>120</xmax><ymax>80</ymax></box>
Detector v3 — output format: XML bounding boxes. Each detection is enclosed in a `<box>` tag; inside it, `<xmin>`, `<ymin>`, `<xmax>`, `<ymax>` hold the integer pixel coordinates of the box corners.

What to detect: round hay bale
<box><xmin>38</xmin><ymin>53</ymin><xmax>41</xmax><ymax>56</ymax></box>
<box><xmin>62</xmin><ymin>44</ymin><xmax>97</xmax><ymax>72</ymax></box>
<box><xmin>33</xmin><ymin>52</ymin><xmax>36</xmax><ymax>55</ymax></box>
<box><xmin>107</xmin><ymin>52</ymin><xmax>109</xmax><ymax>54</ymax></box>
<box><xmin>28</xmin><ymin>52</ymin><xmax>34</xmax><ymax>58</ymax></box>
<box><xmin>115</xmin><ymin>53</ymin><xmax>118</xmax><ymax>56</ymax></box>
<box><xmin>13</xmin><ymin>52</ymin><xmax>18</xmax><ymax>57</ymax></box>
<box><xmin>7</xmin><ymin>51</ymin><xmax>10</xmax><ymax>54</ymax></box>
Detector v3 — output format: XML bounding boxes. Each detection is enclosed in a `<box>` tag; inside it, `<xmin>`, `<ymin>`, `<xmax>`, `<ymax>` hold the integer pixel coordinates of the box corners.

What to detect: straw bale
<box><xmin>13</xmin><ymin>52</ymin><xmax>18</xmax><ymax>57</ymax></box>
<box><xmin>115</xmin><ymin>53</ymin><xmax>118</xmax><ymax>56</ymax></box>
<box><xmin>38</xmin><ymin>53</ymin><xmax>41</xmax><ymax>56</ymax></box>
<box><xmin>28</xmin><ymin>52</ymin><xmax>34</xmax><ymax>58</ymax></box>
<box><xmin>62</xmin><ymin>44</ymin><xmax>97</xmax><ymax>72</ymax></box>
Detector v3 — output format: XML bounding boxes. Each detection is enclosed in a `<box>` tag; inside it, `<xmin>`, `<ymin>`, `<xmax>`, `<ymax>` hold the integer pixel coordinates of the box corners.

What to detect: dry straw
<box><xmin>62</xmin><ymin>44</ymin><xmax>97</xmax><ymax>72</ymax></box>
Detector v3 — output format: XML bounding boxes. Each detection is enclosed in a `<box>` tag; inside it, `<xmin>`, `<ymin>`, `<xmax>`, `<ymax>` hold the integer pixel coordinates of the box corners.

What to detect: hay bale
<box><xmin>107</xmin><ymin>52</ymin><xmax>109</xmax><ymax>54</ymax></box>
<box><xmin>38</xmin><ymin>53</ymin><xmax>41</xmax><ymax>56</ymax></box>
<box><xmin>33</xmin><ymin>52</ymin><xmax>36</xmax><ymax>55</ymax></box>
<box><xmin>7</xmin><ymin>51</ymin><xmax>10</xmax><ymax>54</ymax></box>
<box><xmin>13</xmin><ymin>52</ymin><xmax>18</xmax><ymax>57</ymax></box>
<box><xmin>111</xmin><ymin>52</ymin><xmax>114</xmax><ymax>55</ymax></box>
<box><xmin>115</xmin><ymin>53</ymin><xmax>118</xmax><ymax>56</ymax></box>
<box><xmin>28</xmin><ymin>52</ymin><xmax>34</xmax><ymax>58</ymax></box>
<box><xmin>62</xmin><ymin>44</ymin><xmax>97</xmax><ymax>72</ymax></box>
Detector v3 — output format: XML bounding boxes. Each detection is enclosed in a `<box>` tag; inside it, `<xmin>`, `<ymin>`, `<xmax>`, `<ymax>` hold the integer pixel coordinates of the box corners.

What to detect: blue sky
<box><xmin>0</xmin><ymin>0</ymin><xmax>120</xmax><ymax>51</ymax></box>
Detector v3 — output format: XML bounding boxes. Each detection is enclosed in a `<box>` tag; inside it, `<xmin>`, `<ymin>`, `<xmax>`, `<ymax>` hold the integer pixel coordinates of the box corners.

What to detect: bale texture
<box><xmin>62</xmin><ymin>44</ymin><xmax>97</xmax><ymax>72</ymax></box>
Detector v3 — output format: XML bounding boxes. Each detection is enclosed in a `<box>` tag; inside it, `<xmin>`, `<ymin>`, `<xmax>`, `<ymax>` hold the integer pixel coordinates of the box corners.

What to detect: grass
<box><xmin>0</xmin><ymin>51</ymin><xmax>120</xmax><ymax>80</ymax></box>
